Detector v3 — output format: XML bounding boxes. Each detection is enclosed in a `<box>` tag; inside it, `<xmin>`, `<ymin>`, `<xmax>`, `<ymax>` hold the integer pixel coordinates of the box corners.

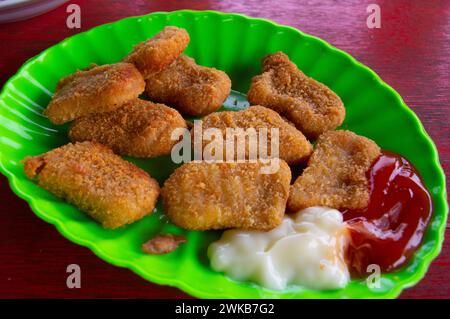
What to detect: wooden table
<box><xmin>0</xmin><ymin>0</ymin><xmax>448</xmax><ymax>299</ymax></box>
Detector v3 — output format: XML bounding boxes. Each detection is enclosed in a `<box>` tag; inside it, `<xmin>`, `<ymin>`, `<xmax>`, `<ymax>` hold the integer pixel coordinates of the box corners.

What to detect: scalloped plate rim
<box><xmin>0</xmin><ymin>10</ymin><xmax>447</xmax><ymax>299</ymax></box>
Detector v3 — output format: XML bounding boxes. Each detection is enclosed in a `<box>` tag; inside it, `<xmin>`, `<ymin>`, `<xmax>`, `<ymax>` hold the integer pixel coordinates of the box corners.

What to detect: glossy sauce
<box><xmin>343</xmin><ymin>151</ymin><xmax>432</xmax><ymax>276</ymax></box>
<box><xmin>208</xmin><ymin>207</ymin><xmax>350</xmax><ymax>290</ymax></box>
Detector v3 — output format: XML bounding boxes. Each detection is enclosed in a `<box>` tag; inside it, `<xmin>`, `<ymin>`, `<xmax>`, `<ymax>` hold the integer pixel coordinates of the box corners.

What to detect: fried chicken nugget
<box><xmin>22</xmin><ymin>142</ymin><xmax>160</xmax><ymax>229</ymax></box>
<box><xmin>68</xmin><ymin>99</ymin><xmax>187</xmax><ymax>158</ymax></box>
<box><xmin>123</xmin><ymin>26</ymin><xmax>190</xmax><ymax>78</ymax></box>
<box><xmin>288</xmin><ymin>130</ymin><xmax>380</xmax><ymax>212</ymax></box>
<box><xmin>44</xmin><ymin>63</ymin><xmax>145</xmax><ymax>124</ymax></box>
<box><xmin>162</xmin><ymin>160</ymin><xmax>291</xmax><ymax>231</ymax></box>
<box><xmin>145</xmin><ymin>55</ymin><xmax>232</xmax><ymax>116</ymax></box>
<box><xmin>247</xmin><ymin>52</ymin><xmax>345</xmax><ymax>139</ymax></box>
<box><xmin>192</xmin><ymin>105</ymin><xmax>313</xmax><ymax>165</ymax></box>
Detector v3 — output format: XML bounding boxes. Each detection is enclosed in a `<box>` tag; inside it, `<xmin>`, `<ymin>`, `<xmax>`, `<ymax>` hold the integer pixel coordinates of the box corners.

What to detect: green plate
<box><xmin>0</xmin><ymin>10</ymin><xmax>447</xmax><ymax>298</ymax></box>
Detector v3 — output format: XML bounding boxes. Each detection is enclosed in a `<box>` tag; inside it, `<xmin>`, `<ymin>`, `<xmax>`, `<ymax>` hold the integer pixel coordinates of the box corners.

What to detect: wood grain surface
<box><xmin>0</xmin><ymin>0</ymin><xmax>448</xmax><ymax>299</ymax></box>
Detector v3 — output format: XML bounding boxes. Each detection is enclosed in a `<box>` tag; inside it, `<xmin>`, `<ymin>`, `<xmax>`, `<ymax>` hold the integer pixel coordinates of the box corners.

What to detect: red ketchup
<box><xmin>343</xmin><ymin>151</ymin><xmax>432</xmax><ymax>276</ymax></box>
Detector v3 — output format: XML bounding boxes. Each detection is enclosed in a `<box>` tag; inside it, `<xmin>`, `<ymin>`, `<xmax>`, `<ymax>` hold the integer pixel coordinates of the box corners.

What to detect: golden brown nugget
<box><xmin>145</xmin><ymin>55</ymin><xmax>232</xmax><ymax>116</ymax></box>
<box><xmin>69</xmin><ymin>99</ymin><xmax>187</xmax><ymax>158</ymax></box>
<box><xmin>162</xmin><ymin>161</ymin><xmax>291</xmax><ymax>231</ymax></box>
<box><xmin>44</xmin><ymin>63</ymin><xmax>145</xmax><ymax>124</ymax></box>
<box><xmin>123</xmin><ymin>26</ymin><xmax>190</xmax><ymax>78</ymax></box>
<box><xmin>247</xmin><ymin>52</ymin><xmax>345</xmax><ymax>139</ymax></box>
<box><xmin>192</xmin><ymin>105</ymin><xmax>313</xmax><ymax>165</ymax></box>
<box><xmin>22</xmin><ymin>142</ymin><xmax>160</xmax><ymax>229</ymax></box>
<box><xmin>288</xmin><ymin>130</ymin><xmax>380</xmax><ymax>212</ymax></box>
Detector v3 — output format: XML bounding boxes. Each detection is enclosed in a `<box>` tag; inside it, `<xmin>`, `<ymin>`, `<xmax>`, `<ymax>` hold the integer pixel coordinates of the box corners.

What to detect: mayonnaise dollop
<box><xmin>207</xmin><ymin>206</ymin><xmax>350</xmax><ymax>290</ymax></box>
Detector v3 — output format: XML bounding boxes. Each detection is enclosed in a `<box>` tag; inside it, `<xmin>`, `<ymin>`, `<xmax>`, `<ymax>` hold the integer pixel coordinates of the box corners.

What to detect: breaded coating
<box><xmin>22</xmin><ymin>142</ymin><xmax>160</xmax><ymax>229</ymax></box>
<box><xmin>68</xmin><ymin>99</ymin><xmax>187</xmax><ymax>158</ymax></box>
<box><xmin>162</xmin><ymin>161</ymin><xmax>291</xmax><ymax>231</ymax></box>
<box><xmin>44</xmin><ymin>63</ymin><xmax>145</xmax><ymax>124</ymax></box>
<box><xmin>145</xmin><ymin>55</ymin><xmax>232</xmax><ymax>116</ymax></box>
<box><xmin>142</xmin><ymin>234</ymin><xmax>187</xmax><ymax>255</ymax></box>
<box><xmin>123</xmin><ymin>26</ymin><xmax>190</xmax><ymax>78</ymax></box>
<box><xmin>192</xmin><ymin>105</ymin><xmax>313</xmax><ymax>165</ymax></box>
<box><xmin>288</xmin><ymin>130</ymin><xmax>380</xmax><ymax>212</ymax></box>
<box><xmin>247</xmin><ymin>52</ymin><xmax>345</xmax><ymax>139</ymax></box>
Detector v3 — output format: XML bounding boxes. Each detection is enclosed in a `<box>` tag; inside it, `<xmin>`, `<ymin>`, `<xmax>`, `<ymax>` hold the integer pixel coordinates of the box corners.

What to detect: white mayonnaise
<box><xmin>208</xmin><ymin>206</ymin><xmax>350</xmax><ymax>290</ymax></box>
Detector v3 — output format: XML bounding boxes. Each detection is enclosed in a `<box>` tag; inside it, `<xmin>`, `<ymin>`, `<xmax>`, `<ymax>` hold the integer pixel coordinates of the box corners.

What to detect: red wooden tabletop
<box><xmin>0</xmin><ymin>0</ymin><xmax>449</xmax><ymax>299</ymax></box>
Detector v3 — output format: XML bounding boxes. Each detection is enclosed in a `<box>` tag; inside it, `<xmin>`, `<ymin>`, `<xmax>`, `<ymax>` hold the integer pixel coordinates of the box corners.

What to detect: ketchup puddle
<box><xmin>343</xmin><ymin>151</ymin><xmax>432</xmax><ymax>276</ymax></box>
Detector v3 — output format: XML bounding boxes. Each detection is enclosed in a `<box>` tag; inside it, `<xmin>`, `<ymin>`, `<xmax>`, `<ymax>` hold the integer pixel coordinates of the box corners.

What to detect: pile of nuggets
<box><xmin>23</xmin><ymin>26</ymin><xmax>381</xmax><ymax>253</ymax></box>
